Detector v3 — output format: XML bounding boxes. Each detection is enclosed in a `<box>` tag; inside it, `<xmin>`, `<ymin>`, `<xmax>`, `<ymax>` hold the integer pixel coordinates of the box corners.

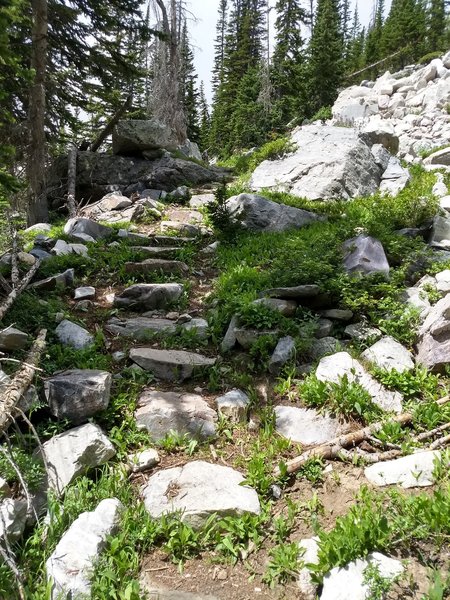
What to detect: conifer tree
<box><xmin>308</xmin><ymin>0</ymin><xmax>344</xmax><ymax>114</ymax></box>
<box><xmin>364</xmin><ymin>0</ymin><xmax>385</xmax><ymax>74</ymax></box>
<box><xmin>427</xmin><ymin>0</ymin><xmax>446</xmax><ymax>51</ymax></box>
<box><xmin>381</xmin><ymin>0</ymin><xmax>427</xmax><ymax>65</ymax></box>
<box><xmin>345</xmin><ymin>7</ymin><xmax>365</xmax><ymax>74</ymax></box>
<box><xmin>198</xmin><ymin>82</ymin><xmax>210</xmax><ymax>151</ymax></box>
<box><xmin>179</xmin><ymin>21</ymin><xmax>201</xmax><ymax>142</ymax></box>
<box><xmin>212</xmin><ymin>0</ymin><xmax>228</xmax><ymax>94</ymax></box>
<box><xmin>272</xmin><ymin>0</ymin><xmax>307</xmax><ymax>124</ymax></box>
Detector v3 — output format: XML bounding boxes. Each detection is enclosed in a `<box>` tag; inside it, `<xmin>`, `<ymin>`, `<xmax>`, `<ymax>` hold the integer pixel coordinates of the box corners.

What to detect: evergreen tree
<box><xmin>364</xmin><ymin>0</ymin><xmax>385</xmax><ymax>74</ymax></box>
<box><xmin>427</xmin><ymin>0</ymin><xmax>446</xmax><ymax>51</ymax></box>
<box><xmin>345</xmin><ymin>8</ymin><xmax>365</xmax><ymax>75</ymax></box>
<box><xmin>381</xmin><ymin>0</ymin><xmax>427</xmax><ymax>65</ymax></box>
<box><xmin>272</xmin><ymin>0</ymin><xmax>307</xmax><ymax>124</ymax></box>
<box><xmin>308</xmin><ymin>0</ymin><xmax>344</xmax><ymax>114</ymax></box>
<box><xmin>198</xmin><ymin>82</ymin><xmax>210</xmax><ymax>151</ymax></box>
<box><xmin>212</xmin><ymin>0</ymin><xmax>228</xmax><ymax>94</ymax></box>
<box><xmin>179</xmin><ymin>21</ymin><xmax>201</xmax><ymax>142</ymax></box>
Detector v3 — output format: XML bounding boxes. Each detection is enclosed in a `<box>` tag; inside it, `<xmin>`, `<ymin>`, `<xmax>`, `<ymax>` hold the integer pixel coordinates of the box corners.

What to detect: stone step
<box><xmin>106</xmin><ymin>316</ymin><xmax>208</xmax><ymax>340</ymax></box>
<box><xmin>124</xmin><ymin>259</ymin><xmax>189</xmax><ymax>276</ymax></box>
<box><xmin>130</xmin><ymin>246</ymin><xmax>181</xmax><ymax>259</ymax></box>
<box><xmin>113</xmin><ymin>283</ymin><xmax>184</xmax><ymax>311</ymax></box>
<box><xmin>129</xmin><ymin>347</ymin><xmax>216</xmax><ymax>382</ymax></box>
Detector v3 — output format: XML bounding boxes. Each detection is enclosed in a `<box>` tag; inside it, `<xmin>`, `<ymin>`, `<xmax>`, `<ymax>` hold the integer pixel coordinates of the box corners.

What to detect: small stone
<box><xmin>125</xmin><ymin>258</ymin><xmax>189</xmax><ymax>276</ymax></box>
<box><xmin>126</xmin><ymin>448</ymin><xmax>160</xmax><ymax>472</ymax></box>
<box><xmin>262</xmin><ymin>284</ymin><xmax>321</xmax><ymax>299</ymax></box>
<box><xmin>55</xmin><ymin>312</ymin><xmax>65</xmax><ymax>323</ymax></box>
<box><xmin>364</xmin><ymin>450</ymin><xmax>441</xmax><ymax>488</ymax></box>
<box><xmin>40</xmin><ymin>423</ymin><xmax>116</xmax><ymax>495</ymax></box>
<box><xmin>46</xmin><ymin>498</ymin><xmax>122</xmax><ymax>600</ymax></box>
<box><xmin>141</xmin><ymin>461</ymin><xmax>261</xmax><ymax>529</ymax></box>
<box><xmin>0</xmin><ymin>498</ymin><xmax>27</xmax><ymax>542</ymax></box>
<box><xmin>74</xmin><ymin>286</ymin><xmax>96</xmax><ymax>300</ymax></box>
<box><xmin>75</xmin><ymin>300</ymin><xmax>94</xmax><ymax>311</ymax></box>
<box><xmin>252</xmin><ymin>297</ymin><xmax>297</xmax><ymax>317</ymax></box>
<box><xmin>0</xmin><ymin>327</ymin><xmax>28</xmax><ymax>351</ymax></box>
<box><xmin>315</xmin><ymin>318</ymin><xmax>333</xmax><ymax>339</ymax></box>
<box><xmin>31</xmin><ymin>269</ymin><xmax>75</xmax><ymax>291</ymax></box>
<box><xmin>320</xmin><ymin>309</ymin><xmax>353</xmax><ymax>321</ymax></box>
<box><xmin>215</xmin><ymin>389</ymin><xmax>250</xmax><ymax>423</ymax></box>
<box><xmin>275</xmin><ymin>406</ymin><xmax>346</xmax><ymax>445</ymax></box>
<box><xmin>136</xmin><ymin>389</ymin><xmax>217</xmax><ymax>441</ymax></box>
<box><xmin>112</xmin><ymin>351</ymin><xmax>126</xmax><ymax>363</ymax></box>
<box><xmin>298</xmin><ymin>538</ymin><xmax>320</xmax><ymax>600</ymax></box>
<box><xmin>221</xmin><ymin>315</ymin><xmax>240</xmax><ymax>352</ymax></box>
<box><xmin>55</xmin><ymin>319</ymin><xmax>94</xmax><ymax>350</ymax></box>
<box><xmin>343</xmin><ymin>235</ymin><xmax>390</xmax><ymax>276</ymax></box>
<box><xmin>361</xmin><ymin>336</ymin><xmax>414</xmax><ymax>373</ymax></box>
<box><xmin>269</xmin><ymin>336</ymin><xmax>296</xmax><ymax>374</ymax></box>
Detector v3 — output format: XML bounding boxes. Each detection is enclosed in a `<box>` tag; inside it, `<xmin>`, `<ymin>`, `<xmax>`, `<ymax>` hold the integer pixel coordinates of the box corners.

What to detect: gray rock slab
<box><xmin>130</xmin><ymin>348</ymin><xmax>216</xmax><ymax>382</ymax></box>
<box><xmin>74</xmin><ymin>286</ymin><xmax>95</xmax><ymax>300</ymax></box>
<box><xmin>40</xmin><ymin>423</ymin><xmax>116</xmax><ymax>495</ymax></box>
<box><xmin>46</xmin><ymin>498</ymin><xmax>122</xmax><ymax>600</ymax></box>
<box><xmin>309</xmin><ymin>337</ymin><xmax>340</xmax><ymax>361</ymax></box>
<box><xmin>141</xmin><ymin>461</ymin><xmax>260</xmax><ymax>529</ymax></box>
<box><xmin>52</xmin><ymin>239</ymin><xmax>89</xmax><ymax>257</ymax></box>
<box><xmin>125</xmin><ymin>258</ymin><xmax>189</xmax><ymax>276</ymax></box>
<box><xmin>262</xmin><ymin>284</ymin><xmax>321</xmax><ymax>299</ymax></box>
<box><xmin>113</xmin><ymin>283</ymin><xmax>184</xmax><ymax>311</ymax></box>
<box><xmin>424</xmin><ymin>146</ymin><xmax>450</xmax><ymax>166</ymax></box>
<box><xmin>321</xmin><ymin>552</ymin><xmax>404</xmax><ymax>600</ymax></box>
<box><xmin>344</xmin><ymin>322</ymin><xmax>382</xmax><ymax>342</ymax></box>
<box><xmin>343</xmin><ymin>235</ymin><xmax>390</xmax><ymax>276</ymax></box>
<box><xmin>269</xmin><ymin>336</ymin><xmax>296</xmax><ymax>375</ymax></box>
<box><xmin>275</xmin><ymin>406</ymin><xmax>346</xmax><ymax>445</ymax></box>
<box><xmin>226</xmin><ymin>193</ymin><xmax>323</xmax><ymax>232</ymax></box>
<box><xmin>126</xmin><ymin>448</ymin><xmax>160</xmax><ymax>473</ymax></box>
<box><xmin>215</xmin><ymin>389</ymin><xmax>250</xmax><ymax>423</ymax></box>
<box><xmin>361</xmin><ymin>336</ymin><xmax>414</xmax><ymax>372</ymax></box>
<box><xmin>189</xmin><ymin>193</ymin><xmax>215</xmax><ymax>208</ymax></box>
<box><xmin>315</xmin><ymin>319</ymin><xmax>333</xmax><ymax>339</ymax></box>
<box><xmin>24</xmin><ymin>222</ymin><xmax>52</xmax><ymax>233</ymax></box>
<box><xmin>97</xmin><ymin>192</ymin><xmax>132</xmax><ymax>211</ymax></box>
<box><xmin>417</xmin><ymin>294</ymin><xmax>450</xmax><ymax>371</ymax></box>
<box><xmin>429</xmin><ymin>215</ymin><xmax>450</xmax><ymax>248</ymax></box>
<box><xmin>220</xmin><ymin>315</ymin><xmax>239</xmax><ymax>352</ymax></box>
<box><xmin>55</xmin><ymin>319</ymin><xmax>94</xmax><ymax>350</ymax></box>
<box><xmin>131</xmin><ymin>246</ymin><xmax>181</xmax><ymax>259</ymax></box>
<box><xmin>316</xmin><ymin>352</ymin><xmax>403</xmax><ymax>413</ymax></box>
<box><xmin>45</xmin><ymin>369</ymin><xmax>112</xmax><ymax>424</ymax></box>
<box><xmin>252</xmin><ymin>297</ymin><xmax>297</xmax><ymax>316</ymax></box>
<box><xmin>320</xmin><ymin>309</ymin><xmax>353</xmax><ymax>321</ymax></box>
<box><xmin>160</xmin><ymin>221</ymin><xmax>203</xmax><ymax>237</ymax></box>
<box><xmin>401</xmin><ymin>287</ymin><xmax>431</xmax><ymax>319</ymax></box>
<box><xmin>31</xmin><ymin>269</ymin><xmax>74</xmax><ymax>291</ymax></box>
<box><xmin>0</xmin><ymin>498</ymin><xmax>27</xmax><ymax>542</ymax></box>
<box><xmin>250</xmin><ymin>124</ymin><xmax>382</xmax><ymax>201</ymax></box>
<box><xmin>235</xmin><ymin>328</ymin><xmax>278</xmax><ymax>350</ymax></box>
<box><xmin>0</xmin><ymin>327</ymin><xmax>28</xmax><ymax>351</ymax></box>
<box><xmin>64</xmin><ymin>217</ymin><xmax>113</xmax><ymax>243</ymax></box>
<box><xmin>364</xmin><ymin>450</ymin><xmax>441</xmax><ymax>488</ymax></box>
<box><xmin>136</xmin><ymin>389</ymin><xmax>217</xmax><ymax>441</ymax></box>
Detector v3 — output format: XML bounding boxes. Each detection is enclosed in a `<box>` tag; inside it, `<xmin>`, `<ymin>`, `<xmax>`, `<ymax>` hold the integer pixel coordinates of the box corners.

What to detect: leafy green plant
<box><xmin>205</xmin><ymin>183</ymin><xmax>241</xmax><ymax>242</ymax></box>
<box><xmin>219</xmin><ymin>136</ymin><xmax>296</xmax><ymax>176</ymax></box>
<box><xmin>263</xmin><ymin>542</ymin><xmax>301</xmax><ymax>588</ymax></box>
<box><xmin>363</xmin><ymin>563</ymin><xmax>400</xmax><ymax>600</ymax></box>
<box><xmin>372</xmin><ymin>366</ymin><xmax>441</xmax><ymax>401</ymax></box>
<box><xmin>296</xmin><ymin>458</ymin><xmax>325</xmax><ymax>485</ymax></box>
<box><xmin>311</xmin><ymin>105</ymin><xmax>332</xmax><ymax>122</ymax></box>
<box><xmin>215</xmin><ymin>510</ymin><xmax>268</xmax><ymax>563</ymax></box>
<box><xmin>421</xmin><ymin>570</ymin><xmax>450</xmax><ymax>600</ymax></box>
<box><xmin>0</xmin><ymin>444</ymin><xmax>44</xmax><ymax>491</ymax></box>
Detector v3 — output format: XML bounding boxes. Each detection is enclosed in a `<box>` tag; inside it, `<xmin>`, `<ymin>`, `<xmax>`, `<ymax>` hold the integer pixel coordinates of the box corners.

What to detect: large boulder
<box><xmin>64</xmin><ymin>217</ymin><xmax>113</xmax><ymax>243</ymax></box>
<box><xmin>47</xmin><ymin>152</ymin><xmax>229</xmax><ymax>206</ymax></box>
<box><xmin>112</xmin><ymin>119</ymin><xmax>177</xmax><ymax>154</ymax></box>
<box><xmin>417</xmin><ymin>294</ymin><xmax>450</xmax><ymax>371</ymax></box>
<box><xmin>332</xmin><ymin>86</ymin><xmax>379</xmax><ymax>123</ymax></box>
<box><xmin>46</xmin><ymin>498</ymin><xmax>122</xmax><ymax>600</ymax></box>
<box><xmin>361</xmin><ymin>336</ymin><xmax>414</xmax><ymax>373</ymax></box>
<box><xmin>141</xmin><ymin>461</ymin><xmax>261</xmax><ymax>529</ymax></box>
<box><xmin>226</xmin><ymin>193</ymin><xmax>323</xmax><ymax>232</ymax></box>
<box><xmin>250</xmin><ymin>125</ymin><xmax>382</xmax><ymax>200</ymax></box>
<box><xmin>45</xmin><ymin>370</ymin><xmax>112</xmax><ymax>424</ymax></box>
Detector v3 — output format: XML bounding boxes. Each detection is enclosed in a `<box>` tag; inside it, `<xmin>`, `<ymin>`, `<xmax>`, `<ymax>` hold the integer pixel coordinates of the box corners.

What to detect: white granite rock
<box><xmin>55</xmin><ymin>319</ymin><xmax>94</xmax><ymax>350</ymax></box>
<box><xmin>364</xmin><ymin>450</ymin><xmax>441</xmax><ymax>488</ymax></box>
<box><xmin>215</xmin><ymin>389</ymin><xmax>250</xmax><ymax>423</ymax></box>
<box><xmin>361</xmin><ymin>336</ymin><xmax>414</xmax><ymax>373</ymax></box>
<box><xmin>275</xmin><ymin>406</ymin><xmax>346</xmax><ymax>445</ymax></box>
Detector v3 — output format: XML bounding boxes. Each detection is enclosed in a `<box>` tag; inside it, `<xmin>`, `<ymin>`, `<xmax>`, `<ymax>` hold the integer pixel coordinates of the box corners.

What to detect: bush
<box><xmin>219</xmin><ymin>136</ymin><xmax>296</xmax><ymax>176</ymax></box>
<box><xmin>310</xmin><ymin>106</ymin><xmax>333</xmax><ymax>122</ymax></box>
<box><xmin>205</xmin><ymin>183</ymin><xmax>241</xmax><ymax>242</ymax></box>
<box><xmin>418</xmin><ymin>51</ymin><xmax>442</xmax><ymax>65</ymax></box>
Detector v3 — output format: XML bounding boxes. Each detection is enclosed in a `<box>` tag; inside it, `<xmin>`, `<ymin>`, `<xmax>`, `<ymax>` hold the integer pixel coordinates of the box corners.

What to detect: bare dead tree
<box><xmin>89</xmin><ymin>94</ymin><xmax>132</xmax><ymax>153</ymax></box>
<box><xmin>66</xmin><ymin>143</ymin><xmax>77</xmax><ymax>217</ymax></box>
<box><xmin>148</xmin><ymin>0</ymin><xmax>187</xmax><ymax>143</ymax></box>
<box><xmin>27</xmin><ymin>0</ymin><xmax>49</xmax><ymax>226</ymax></box>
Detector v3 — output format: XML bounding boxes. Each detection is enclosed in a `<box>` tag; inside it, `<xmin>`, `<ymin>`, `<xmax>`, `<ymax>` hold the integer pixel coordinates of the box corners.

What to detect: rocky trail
<box><xmin>2</xmin><ymin>54</ymin><xmax>450</xmax><ymax>600</ymax></box>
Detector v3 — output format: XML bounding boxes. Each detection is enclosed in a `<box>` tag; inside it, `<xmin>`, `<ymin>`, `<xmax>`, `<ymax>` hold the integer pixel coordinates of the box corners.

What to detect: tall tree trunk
<box><xmin>27</xmin><ymin>0</ymin><xmax>49</xmax><ymax>226</ymax></box>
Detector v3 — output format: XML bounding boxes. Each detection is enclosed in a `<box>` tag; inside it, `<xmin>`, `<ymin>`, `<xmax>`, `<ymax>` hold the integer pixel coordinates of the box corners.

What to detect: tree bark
<box><xmin>89</xmin><ymin>94</ymin><xmax>132</xmax><ymax>152</ymax></box>
<box><xmin>0</xmin><ymin>329</ymin><xmax>47</xmax><ymax>434</ymax></box>
<box><xmin>66</xmin><ymin>143</ymin><xmax>77</xmax><ymax>217</ymax></box>
<box><xmin>27</xmin><ymin>0</ymin><xmax>49</xmax><ymax>226</ymax></box>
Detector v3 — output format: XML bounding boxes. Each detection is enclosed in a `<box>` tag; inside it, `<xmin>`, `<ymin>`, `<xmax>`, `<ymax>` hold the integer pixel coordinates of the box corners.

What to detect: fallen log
<box><xmin>0</xmin><ymin>259</ymin><xmax>41</xmax><ymax>323</ymax></box>
<box><xmin>0</xmin><ymin>329</ymin><xmax>47</xmax><ymax>434</ymax></box>
<box><xmin>274</xmin><ymin>396</ymin><xmax>450</xmax><ymax>477</ymax></box>
<box><xmin>89</xmin><ymin>94</ymin><xmax>132</xmax><ymax>152</ymax></box>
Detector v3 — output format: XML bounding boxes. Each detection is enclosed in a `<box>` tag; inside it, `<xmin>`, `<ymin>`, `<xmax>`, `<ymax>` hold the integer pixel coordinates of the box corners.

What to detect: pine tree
<box><xmin>272</xmin><ymin>0</ymin><xmax>307</xmax><ymax>125</ymax></box>
<box><xmin>198</xmin><ymin>82</ymin><xmax>210</xmax><ymax>151</ymax></box>
<box><xmin>212</xmin><ymin>0</ymin><xmax>228</xmax><ymax>94</ymax></box>
<box><xmin>179</xmin><ymin>21</ymin><xmax>201</xmax><ymax>142</ymax></box>
<box><xmin>308</xmin><ymin>0</ymin><xmax>344</xmax><ymax>114</ymax></box>
<box><xmin>427</xmin><ymin>0</ymin><xmax>446</xmax><ymax>52</ymax></box>
<box><xmin>381</xmin><ymin>0</ymin><xmax>427</xmax><ymax>66</ymax></box>
<box><xmin>345</xmin><ymin>8</ymin><xmax>365</xmax><ymax>75</ymax></box>
<box><xmin>364</xmin><ymin>0</ymin><xmax>385</xmax><ymax>75</ymax></box>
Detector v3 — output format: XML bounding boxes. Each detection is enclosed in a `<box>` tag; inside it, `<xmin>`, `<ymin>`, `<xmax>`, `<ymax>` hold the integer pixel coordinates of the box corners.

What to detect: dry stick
<box><xmin>0</xmin><ymin>329</ymin><xmax>46</xmax><ymax>434</ymax></box>
<box><xmin>9</xmin><ymin>222</ymin><xmax>19</xmax><ymax>289</ymax></box>
<box><xmin>346</xmin><ymin>48</ymin><xmax>407</xmax><ymax>79</ymax></box>
<box><xmin>337</xmin><ymin>447</ymin><xmax>403</xmax><ymax>465</ymax></box>
<box><xmin>66</xmin><ymin>142</ymin><xmax>77</xmax><ymax>217</ymax></box>
<box><xmin>430</xmin><ymin>433</ymin><xmax>450</xmax><ymax>450</ymax></box>
<box><xmin>0</xmin><ymin>540</ymin><xmax>26</xmax><ymax>600</ymax></box>
<box><xmin>415</xmin><ymin>422</ymin><xmax>450</xmax><ymax>442</ymax></box>
<box><xmin>0</xmin><ymin>272</ymin><xmax>12</xmax><ymax>294</ymax></box>
<box><xmin>0</xmin><ymin>443</ymin><xmax>38</xmax><ymax>523</ymax></box>
<box><xmin>0</xmin><ymin>259</ymin><xmax>41</xmax><ymax>323</ymax></box>
<box><xmin>89</xmin><ymin>94</ymin><xmax>132</xmax><ymax>153</ymax></box>
<box><xmin>274</xmin><ymin>396</ymin><xmax>450</xmax><ymax>477</ymax></box>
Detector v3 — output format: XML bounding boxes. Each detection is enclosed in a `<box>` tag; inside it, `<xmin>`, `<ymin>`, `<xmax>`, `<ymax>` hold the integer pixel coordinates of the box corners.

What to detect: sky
<box><xmin>187</xmin><ymin>0</ymin><xmax>393</xmax><ymax>103</ymax></box>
